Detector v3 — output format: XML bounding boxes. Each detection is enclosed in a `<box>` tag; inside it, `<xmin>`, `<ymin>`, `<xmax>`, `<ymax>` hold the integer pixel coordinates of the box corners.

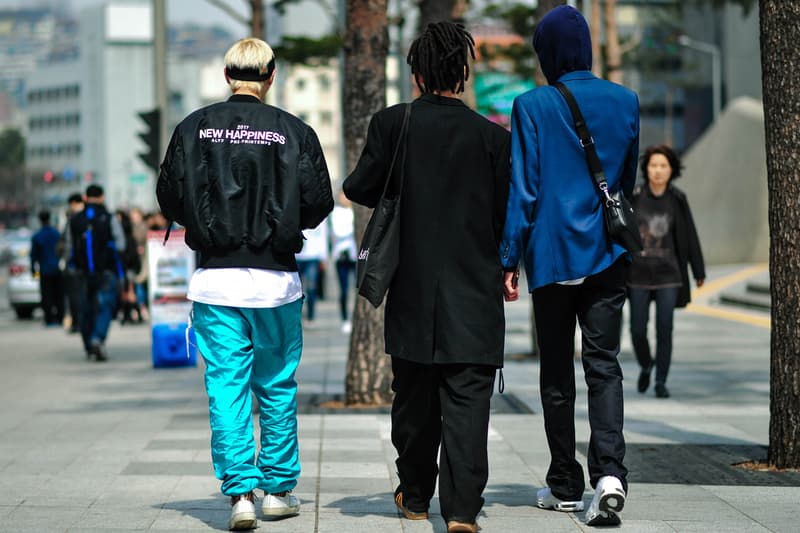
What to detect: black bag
<box><xmin>554</xmin><ymin>82</ymin><xmax>643</xmax><ymax>254</ymax></box>
<box><xmin>356</xmin><ymin>104</ymin><xmax>411</xmax><ymax>308</ymax></box>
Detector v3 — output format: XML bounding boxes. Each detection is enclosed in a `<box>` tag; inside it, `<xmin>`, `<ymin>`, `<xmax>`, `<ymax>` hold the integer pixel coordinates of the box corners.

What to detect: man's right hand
<box><xmin>503</xmin><ymin>270</ymin><xmax>519</xmax><ymax>302</ymax></box>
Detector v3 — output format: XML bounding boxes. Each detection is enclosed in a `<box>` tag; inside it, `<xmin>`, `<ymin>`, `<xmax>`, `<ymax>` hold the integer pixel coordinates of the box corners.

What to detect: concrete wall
<box><xmin>680</xmin><ymin>97</ymin><xmax>768</xmax><ymax>264</ymax></box>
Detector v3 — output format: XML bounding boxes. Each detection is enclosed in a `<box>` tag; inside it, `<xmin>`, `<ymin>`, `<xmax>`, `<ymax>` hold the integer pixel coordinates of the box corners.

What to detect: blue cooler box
<box><xmin>152</xmin><ymin>323</ymin><xmax>197</xmax><ymax>367</ymax></box>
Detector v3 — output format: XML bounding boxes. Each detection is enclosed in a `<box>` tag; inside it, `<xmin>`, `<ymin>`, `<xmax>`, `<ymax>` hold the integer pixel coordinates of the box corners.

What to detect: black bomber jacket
<box><xmin>156</xmin><ymin>94</ymin><xmax>334</xmax><ymax>271</ymax></box>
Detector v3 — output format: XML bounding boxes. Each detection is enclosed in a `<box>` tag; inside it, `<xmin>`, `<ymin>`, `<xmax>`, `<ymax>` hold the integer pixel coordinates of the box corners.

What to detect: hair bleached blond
<box><xmin>224</xmin><ymin>38</ymin><xmax>275</xmax><ymax>94</ymax></box>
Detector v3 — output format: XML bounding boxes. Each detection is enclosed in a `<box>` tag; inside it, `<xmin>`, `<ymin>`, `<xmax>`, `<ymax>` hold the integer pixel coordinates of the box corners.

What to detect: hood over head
<box><xmin>533</xmin><ymin>5</ymin><xmax>592</xmax><ymax>85</ymax></box>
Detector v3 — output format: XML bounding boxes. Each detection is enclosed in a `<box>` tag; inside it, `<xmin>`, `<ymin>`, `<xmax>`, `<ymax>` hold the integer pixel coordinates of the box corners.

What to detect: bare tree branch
<box><xmin>204</xmin><ymin>0</ymin><xmax>249</xmax><ymax>26</ymax></box>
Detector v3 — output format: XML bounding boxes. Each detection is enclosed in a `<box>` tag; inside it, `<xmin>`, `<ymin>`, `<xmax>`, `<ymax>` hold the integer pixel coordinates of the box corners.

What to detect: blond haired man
<box><xmin>157</xmin><ymin>38</ymin><xmax>333</xmax><ymax>530</ymax></box>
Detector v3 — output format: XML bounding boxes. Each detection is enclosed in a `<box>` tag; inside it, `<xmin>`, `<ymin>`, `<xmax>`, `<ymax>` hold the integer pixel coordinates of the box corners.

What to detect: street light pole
<box><xmin>154</xmin><ymin>0</ymin><xmax>167</xmax><ymax>153</ymax></box>
<box><xmin>678</xmin><ymin>34</ymin><xmax>721</xmax><ymax>122</ymax></box>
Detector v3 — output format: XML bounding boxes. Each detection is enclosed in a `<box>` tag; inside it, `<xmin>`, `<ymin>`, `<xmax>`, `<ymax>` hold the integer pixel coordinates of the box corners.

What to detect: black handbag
<box><xmin>554</xmin><ymin>82</ymin><xmax>643</xmax><ymax>254</ymax></box>
<box><xmin>355</xmin><ymin>103</ymin><xmax>411</xmax><ymax>308</ymax></box>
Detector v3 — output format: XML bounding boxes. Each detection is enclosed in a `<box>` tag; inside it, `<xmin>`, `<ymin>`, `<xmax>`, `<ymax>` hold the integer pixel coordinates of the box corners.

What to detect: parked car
<box><xmin>6</xmin><ymin>233</ymin><xmax>41</xmax><ymax>319</ymax></box>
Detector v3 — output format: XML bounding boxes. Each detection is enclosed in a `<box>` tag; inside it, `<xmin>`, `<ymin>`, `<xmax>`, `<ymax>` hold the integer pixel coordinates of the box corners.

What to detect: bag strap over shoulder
<box><xmin>553</xmin><ymin>82</ymin><xmax>615</xmax><ymax>207</ymax></box>
<box><xmin>380</xmin><ymin>103</ymin><xmax>412</xmax><ymax>198</ymax></box>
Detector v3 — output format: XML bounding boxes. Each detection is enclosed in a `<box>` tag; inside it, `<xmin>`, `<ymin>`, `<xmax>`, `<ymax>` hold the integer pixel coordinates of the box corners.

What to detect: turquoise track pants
<box><xmin>192</xmin><ymin>299</ymin><xmax>303</xmax><ymax>496</ymax></box>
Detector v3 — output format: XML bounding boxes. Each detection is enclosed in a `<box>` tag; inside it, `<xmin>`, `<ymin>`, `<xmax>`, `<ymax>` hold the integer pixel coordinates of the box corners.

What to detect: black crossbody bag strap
<box><xmin>380</xmin><ymin>103</ymin><xmax>412</xmax><ymax>199</ymax></box>
<box><xmin>553</xmin><ymin>82</ymin><xmax>615</xmax><ymax>207</ymax></box>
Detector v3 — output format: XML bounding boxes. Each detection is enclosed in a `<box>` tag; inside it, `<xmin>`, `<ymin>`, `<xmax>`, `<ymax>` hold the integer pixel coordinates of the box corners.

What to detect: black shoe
<box><xmin>89</xmin><ymin>340</ymin><xmax>108</xmax><ymax>362</ymax></box>
<box><xmin>637</xmin><ymin>362</ymin><xmax>653</xmax><ymax>393</ymax></box>
<box><xmin>655</xmin><ymin>384</ymin><xmax>670</xmax><ymax>398</ymax></box>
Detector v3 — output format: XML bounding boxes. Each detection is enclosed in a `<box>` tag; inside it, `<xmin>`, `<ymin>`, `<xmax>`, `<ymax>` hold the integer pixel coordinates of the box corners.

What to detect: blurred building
<box><xmin>609</xmin><ymin>0</ymin><xmax>761</xmax><ymax>152</ymax></box>
<box><xmin>22</xmin><ymin>1</ymin><xmax>234</xmax><ymax>212</ymax></box>
<box><xmin>25</xmin><ymin>2</ymin><xmax>155</xmax><ymax>210</ymax></box>
<box><xmin>0</xmin><ymin>6</ymin><xmax>78</xmax><ymax>122</ymax></box>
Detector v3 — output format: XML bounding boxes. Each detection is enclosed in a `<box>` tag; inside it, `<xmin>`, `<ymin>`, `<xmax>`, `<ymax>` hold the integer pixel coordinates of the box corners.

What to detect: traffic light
<box><xmin>137</xmin><ymin>108</ymin><xmax>161</xmax><ymax>172</ymax></box>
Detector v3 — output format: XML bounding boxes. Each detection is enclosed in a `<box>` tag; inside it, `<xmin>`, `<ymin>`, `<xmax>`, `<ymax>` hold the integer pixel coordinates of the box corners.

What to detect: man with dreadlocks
<box><xmin>344</xmin><ymin>21</ymin><xmax>511</xmax><ymax>533</ymax></box>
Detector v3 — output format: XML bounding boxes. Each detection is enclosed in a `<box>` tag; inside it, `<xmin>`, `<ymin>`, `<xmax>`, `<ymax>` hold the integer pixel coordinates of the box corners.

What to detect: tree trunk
<box><xmin>761</xmin><ymin>0</ymin><xmax>800</xmax><ymax>469</ymax></box>
<box><xmin>343</xmin><ymin>0</ymin><xmax>392</xmax><ymax>406</ymax></box>
<box><xmin>533</xmin><ymin>0</ymin><xmax>566</xmax><ymax>87</ymax></box>
<box><xmin>248</xmin><ymin>0</ymin><xmax>263</xmax><ymax>38</ymax></box>
<box><xmin>417</xmin><ymin>0</ymin><xmax>456</xmax><ymax>34</ymax></box>
<box><xmin>590</xmin><ymin>0</ymin><xmax>603</xmax><ymax>78</ymax></box>
<box><xmin>604</xmin><ymin>0</ymin><xmax>622</xmax><ymax>84</ymax></box>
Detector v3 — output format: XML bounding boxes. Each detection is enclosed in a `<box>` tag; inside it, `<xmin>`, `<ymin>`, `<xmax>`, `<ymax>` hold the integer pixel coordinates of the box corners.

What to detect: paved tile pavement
<box><xmin>0</xmin><ymin>264</ymin><xmax>795</xmax><ymax>532</ymax></box>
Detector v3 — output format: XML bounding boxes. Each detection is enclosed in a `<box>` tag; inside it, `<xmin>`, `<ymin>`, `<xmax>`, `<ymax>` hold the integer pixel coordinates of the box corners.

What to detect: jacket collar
<box><xmin>418</xmin><ymin>93</ymin><xmax>467</xmax><ymax>107</ymax></box>
<box><xmin>228</xmin><ymin>94</ymin><xmax>262</xmax><ymax>104</ymax></box>
<box><xmin>555</xmin><ymin>70</ymin><xmax>597</xmax><ymax>83</ymax></box>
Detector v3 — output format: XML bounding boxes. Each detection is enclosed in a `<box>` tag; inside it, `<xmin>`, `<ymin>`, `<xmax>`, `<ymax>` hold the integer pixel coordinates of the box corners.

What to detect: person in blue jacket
<box><xmin>500</xmin><ymin>5</ymin><xmax>639</xmax><ymax>527</ymax></box>
<box><xmin>30</xmin><ymin>209</ymin><xmax>64</xmax><ymax>326</ymax></box>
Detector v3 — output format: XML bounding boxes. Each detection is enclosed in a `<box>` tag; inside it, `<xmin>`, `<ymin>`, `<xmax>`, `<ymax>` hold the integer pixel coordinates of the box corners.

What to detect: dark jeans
<box><xmin>296</xmin><ymin>259</ymin><xmax>319</xmax><ymax>320</ymax></box>
<box><xmin>336</xmin><ymin>258</ymin><xmax>355</xmax><ymax>321</ymax></box>
<box><xmin>40</xmin><ymin>272</ymin><xmax>64</xmax><ymax>325</ymax></box>
<box><xmin>532</xmin><ymin>259</ymin><xmax>628</xmax><ymax>500</ymax></box>
<box><xmin>391</xmin><ymin>357</ymin><xmax>495</xmax><ymax>524</ymax></box>
<box><xmin>79</xmin><ymin>271</ymin><xmax>119</xmax><ymax>351</ymax></box>
<box><xmin>628</xmin><ymin>286</ymin><xmax>679</xmax><ymax>386</ymax></box>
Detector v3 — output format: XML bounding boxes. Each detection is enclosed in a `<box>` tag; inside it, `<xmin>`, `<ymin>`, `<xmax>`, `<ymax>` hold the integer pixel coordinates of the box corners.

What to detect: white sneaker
<box><xmin>262</xmin><ymin>490</ymin><xmax>300</xmax><ymax>519</ymax></box>
<box><xmin>536</xmin><ymin>487</ymin><xmax>584</xmax><ymax>512</ymax></box>
<box><xmin>228</xmin><ymin>493</ymin><xmax>257</xmax><ymax>530</ymax></box>
<box><xmin>341</xmin><ymin>321</ymin><xmax>352</xmax><ymax>334</ymax></box>
<box><xmin>585</xmin><ymin>476</ymin><xmax>625</xmax><ymax>526</ymax></box>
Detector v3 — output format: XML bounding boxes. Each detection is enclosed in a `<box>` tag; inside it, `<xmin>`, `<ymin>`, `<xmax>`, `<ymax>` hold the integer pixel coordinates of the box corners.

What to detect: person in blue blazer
<box><xmin>500</xmin><ymin>5</ymin><xmax>639</xmax><ymax>527</ymax></box>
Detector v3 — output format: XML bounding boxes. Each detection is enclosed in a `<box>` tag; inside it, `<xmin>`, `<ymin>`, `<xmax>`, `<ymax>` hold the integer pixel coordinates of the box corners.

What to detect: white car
<box><xmin>5</xmin><ymin>233</ymin><xmax>41</xmax><ymax>319</ymax></box>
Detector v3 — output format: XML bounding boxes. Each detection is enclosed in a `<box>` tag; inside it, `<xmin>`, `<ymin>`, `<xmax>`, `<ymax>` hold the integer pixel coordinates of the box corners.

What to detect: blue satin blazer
<box><xmin>500</xmin><ymin>70</ymin><xmax>640</xmax><ymax>290</ymax></box>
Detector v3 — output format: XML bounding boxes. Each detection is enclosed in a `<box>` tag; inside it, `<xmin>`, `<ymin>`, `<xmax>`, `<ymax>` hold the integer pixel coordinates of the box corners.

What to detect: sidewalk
<box><xmin>0</xmin><ymin>264</ymin><xmax>797</xmax><ymax>532</ymax></box>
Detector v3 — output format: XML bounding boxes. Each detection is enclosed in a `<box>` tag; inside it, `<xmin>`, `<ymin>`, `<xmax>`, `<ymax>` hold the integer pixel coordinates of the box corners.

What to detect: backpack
<box><xmin>70</xmin><ymin>205</ymin><xmax>115</xmax><ymax>275</ymax></box>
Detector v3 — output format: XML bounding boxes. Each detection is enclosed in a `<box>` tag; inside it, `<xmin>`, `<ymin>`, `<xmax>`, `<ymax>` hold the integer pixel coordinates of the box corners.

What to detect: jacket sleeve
<box><xmin>298</xmin><ymin>126</ymin><xmax>334</xmax><ymax>230</ymax></box>
<box><xmin>500</xmin><ymin>97</ymin><xmax>539</xmax><ymax>270</ymax></box>
<box><xmin>682</xmin><ymin>195</ymin><xmax>706</xmax><ymax>281</ymax></box>
<box><xmin>493</xmin><ymin>130</ymin><xmax>512</xmax><ymax>245</ymax></box>
<box><xmin>156</xmin><ymin>128</ymin><xmax>186</xmax><ymax>226</ymax></box>
<box><xmin>343</xmin><ymin>112</ymin><xmax>387</xmax><ymax>208</ymax></box>
<box><xmin>621</xmin><ymin>93</ymin><xmax>640</xmax><ymax>199</ymax></box>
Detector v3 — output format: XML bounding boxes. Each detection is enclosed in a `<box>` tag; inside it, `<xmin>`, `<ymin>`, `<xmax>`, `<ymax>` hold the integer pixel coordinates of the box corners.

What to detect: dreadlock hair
<box><xmin>407</xmin><ymin>21</ymin><xmax>476</xmax><ymax>94</ymax></box>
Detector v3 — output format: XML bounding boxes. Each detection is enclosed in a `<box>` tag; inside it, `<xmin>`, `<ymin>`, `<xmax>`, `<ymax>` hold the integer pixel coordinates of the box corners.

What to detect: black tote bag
<box><xmin>356</xmin><ymin>104</ymin><xmax>411</xmax><ymax>308</ymax></box>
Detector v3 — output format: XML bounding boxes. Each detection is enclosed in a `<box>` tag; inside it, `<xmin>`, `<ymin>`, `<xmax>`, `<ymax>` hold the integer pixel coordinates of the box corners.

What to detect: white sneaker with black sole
<box><xmin>262</xmin><ymin>490</ymin><xmax>300</xmax><ymax>519</ymax></box>
<box><xmin>536</xmin><ymin>487</ymin><xmax>585</xmax><ymax>512</ymax></box>
<box><xmin>585</xmin><ymin>476</ymin><xmax>626</xmax><ymax>526</ymax></box>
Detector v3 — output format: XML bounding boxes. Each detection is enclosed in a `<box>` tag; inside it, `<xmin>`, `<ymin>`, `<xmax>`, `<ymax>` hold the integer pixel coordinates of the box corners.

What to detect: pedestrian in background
<box><xmin>627</xmin><ymin>144</ymin><xmax>705</xmax><ymax>399</ymax></box>
<box><xmin>128</xmin><ymin>207</ymin><xmax>150</xmax><ymax>321</ymax></box>
<box><xmin>115</xmin><ymin>209</ymin><xmax>144</xmax><ymax>324</ymax></box>
<box><xmin>345</xmin><ymin>21</ymin><xmax>510</xmax><ymax>533</ymax></box>
<box><xmin>295</xmin><ymin>222</ymin><xmax>328</xmax><ymax>324</ymax></box>
<box><xmin>500</xmin><ymin>6</ymin><xmax>639</xmax><ymax>526</ymax></box>
<box><xmin>60</xmin><ymin>192</ymin><xmax>85</xmax><ymax>333</ymax></box>
<box><xmin>330</xmin><ymin>191</ymin><xmax>356</xmax><ymax>333</ymax></box>
<box><xmin>30</xmin><ymin>209</ymin><xmax>64</xmax><ymax>326</ymax></box>
<box><xmin>65</xmin><ymin>185</ymin><xmax>125</xmax><ymax>361</ymax></box>
<box><xmin>157</xmin><ymin>37</ymin><xmax>333</xmax><ymax>530</ymax></box>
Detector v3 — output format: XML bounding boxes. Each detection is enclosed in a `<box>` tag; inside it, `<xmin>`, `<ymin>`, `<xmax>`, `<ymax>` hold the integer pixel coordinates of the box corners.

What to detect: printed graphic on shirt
<box><xmin>642</xmin><ymin>213</ymin><xmax>671</xmax><ymax>255</ymax></box>
<box><xmin>198</xmin><ymin>124</ymin><xmax>286</xmax><ymax>145</ymax></box>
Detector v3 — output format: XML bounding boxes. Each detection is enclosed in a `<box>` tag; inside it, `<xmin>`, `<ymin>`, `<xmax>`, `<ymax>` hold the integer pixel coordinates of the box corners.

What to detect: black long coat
<box><xmin>344</xmin><ymin>94</ymin><xmax>511</xmax><ymax>367</ymax></box>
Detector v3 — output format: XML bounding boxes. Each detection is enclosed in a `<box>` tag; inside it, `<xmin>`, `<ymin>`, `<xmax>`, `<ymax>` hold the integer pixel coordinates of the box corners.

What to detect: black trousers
<box><xmin>391</xmin><ymin>357</ymin><xmax>495</xmax><ymax>524</ymax></box>
<box><xmin>628</xmin><ymin>286</ymin><xmax>679</xmax><ymax>386</ymax></box>
<box><xmin>532</xmin><ymin>259</ymin><xmax>628</xmax><ymax>501</ymax></box>
<box><xmin>40</xmin><ymin>272</ymin><xmax>64</xmax><ymax>325</ymax></box>
<box><xmin>64</xmin><ymin>270</ymin><xmax>83</xmax><ymax>330</ymax></box>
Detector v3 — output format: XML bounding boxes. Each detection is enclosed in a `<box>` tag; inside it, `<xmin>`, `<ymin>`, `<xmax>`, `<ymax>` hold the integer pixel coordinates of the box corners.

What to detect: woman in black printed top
<box><xmin>628</xmin><ymin>144</ymin><xmax>705</xmax><ymax>399</ymax></box>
